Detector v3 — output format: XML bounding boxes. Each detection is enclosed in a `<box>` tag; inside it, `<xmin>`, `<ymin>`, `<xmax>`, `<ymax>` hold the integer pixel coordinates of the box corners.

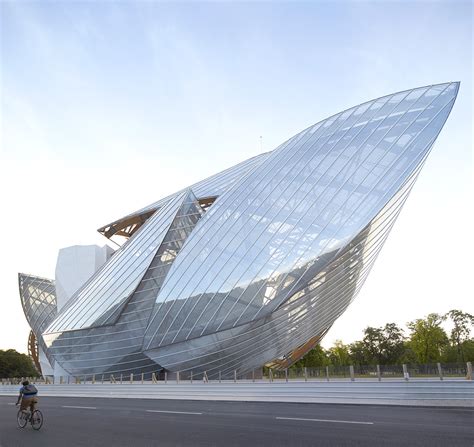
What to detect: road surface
<box><xmin>0</xmin><ymin>396</ymin><xmax>472</xmax><ymax>446</ymax></box>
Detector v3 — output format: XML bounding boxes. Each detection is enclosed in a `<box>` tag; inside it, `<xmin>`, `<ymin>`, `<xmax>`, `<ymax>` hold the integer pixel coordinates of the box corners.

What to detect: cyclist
<box><xmin>16</xmin><ymin>380</ymin><xmax>38</xmax><ymax>413</ymax></box>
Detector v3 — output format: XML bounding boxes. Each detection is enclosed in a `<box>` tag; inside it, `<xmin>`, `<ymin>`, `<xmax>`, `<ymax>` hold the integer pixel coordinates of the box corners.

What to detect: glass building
<box><xmin>19</xmin><ymin>82</ymin><xmax>459</xmax><ymax>378</ymax></box>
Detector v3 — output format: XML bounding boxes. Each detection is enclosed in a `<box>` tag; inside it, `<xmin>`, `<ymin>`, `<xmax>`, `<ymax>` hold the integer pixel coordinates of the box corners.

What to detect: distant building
<box><xmin>20</xmin><ymin>82</ymin><xmax>459</xmax><ymax>378</ymax></box>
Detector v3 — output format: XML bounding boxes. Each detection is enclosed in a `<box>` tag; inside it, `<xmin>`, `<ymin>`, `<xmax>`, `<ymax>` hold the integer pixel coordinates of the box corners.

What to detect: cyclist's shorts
<box><xmin>20</xmin><ymin>397</ymin><xmax>38</xmax><ymax>412</ymax></box>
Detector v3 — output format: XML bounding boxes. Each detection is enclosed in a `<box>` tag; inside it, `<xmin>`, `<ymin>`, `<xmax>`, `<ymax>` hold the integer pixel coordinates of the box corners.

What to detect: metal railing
<box><xmin>1</xmin><ymin>361</ymin><xmax>472</xmax><ymax>385</ymax></box>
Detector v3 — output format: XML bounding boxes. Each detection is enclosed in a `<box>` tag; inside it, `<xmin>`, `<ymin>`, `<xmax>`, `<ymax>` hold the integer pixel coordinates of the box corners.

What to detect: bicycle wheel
<box><xmin>17</xmin><ymin>410</ymin><xmax>28</xmax><ymax>428</ymax></box>
<box><xmin>31</xmin><ymin>410</ymin><xmax>43</xmax><ymax>430</ymax></box>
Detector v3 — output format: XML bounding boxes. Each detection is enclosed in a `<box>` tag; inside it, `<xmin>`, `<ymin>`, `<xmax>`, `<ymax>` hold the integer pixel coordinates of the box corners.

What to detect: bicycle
<box><xmin>16</xmin><ymin>405</ymin><xmax>43</xmax><ymax>430</ymax></box>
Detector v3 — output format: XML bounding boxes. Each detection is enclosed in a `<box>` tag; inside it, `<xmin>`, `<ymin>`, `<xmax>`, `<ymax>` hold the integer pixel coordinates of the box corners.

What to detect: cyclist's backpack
<box><xmin>23</xmin><ymin>384</ymin><xmax>38</xmax><ymax>396</ymax></box>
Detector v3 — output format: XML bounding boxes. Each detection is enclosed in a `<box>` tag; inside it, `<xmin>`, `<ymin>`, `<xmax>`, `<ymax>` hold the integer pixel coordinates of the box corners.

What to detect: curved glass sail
<box><xmin>28</xmin><ymin>82</ymin><xmax>459</xmax><ymax>377</ymax></box>
<box><xmin>143</xmin><ymin>82</ymin><xmax>458</xmax><ymax>351</ymax></box>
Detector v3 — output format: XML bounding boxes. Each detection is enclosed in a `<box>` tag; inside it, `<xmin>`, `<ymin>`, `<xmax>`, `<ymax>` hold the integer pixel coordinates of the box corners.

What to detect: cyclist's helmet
<box><xmin>22</xmin><ymin>380</ymin><xmax>29</xmax><ymax>386</ymax></box>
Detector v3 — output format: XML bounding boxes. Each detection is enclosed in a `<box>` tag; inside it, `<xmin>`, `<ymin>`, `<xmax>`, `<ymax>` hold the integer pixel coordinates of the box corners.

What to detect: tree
<box><xmin>0</xmin><ymin>349</ymin><xmax>38</xmax><ymax>378</ymax></box>
<box><xmin>444</xmin><ymin>309</ymin><xmax>474</xmax><ymax>362</ymax></box>
<box><xmin>407</xmin><ymin>314</ymin><xmax>449</xmax><ymax>363</ymax></box>
<box><xmin>327</xmin><ymin>340</ymin><xmax>351</xmax><ymax>366</ymax></box>
<box><xmin>293</xmin><ymin>345</ymin><xmax>329</xmax><ymax>368</ymax></box>
<box><xmin>349</xmin><ymin>323</ymin><xmax>406</xmax><ymax>365</ymax></box>
<box><xmin>349</xmin><ymin>340</ymin><xmax>368</xmax><ymax>365</ymax></box>
<box><xmin>381</xmin><ymin>323</ymin><xmax>407</xmax><ymax>364</ymax></box>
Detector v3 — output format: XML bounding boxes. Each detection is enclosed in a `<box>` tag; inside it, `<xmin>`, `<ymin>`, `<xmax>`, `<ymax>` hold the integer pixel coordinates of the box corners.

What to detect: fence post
<box><xmin>68</xmin><ymin>375</ymin><xmax>70</xmax><ymax>385</ymax></box>
<box><xmin>349</xmin><ymin>365</ymin><xmax>355</xmax><ymax>382</ymax></box>
<box><xmin>130</xmin><ymin>373</ymin><xmax>134</xmax><ymax>384</ymax></box>
<box><xmin>92</xmin><ymin>374</ymin><xmax>95</xmax><ymax>384</ymax></box>
<box><xmin>304</xmin><ymin>367</ymin><xmax>307</xmax><ymax>382</ymax></box>
<box><xmin>141</xmin><ymin>373</ymin><xmax>144</xmax><ymax>384</ymax></box>
<box><xmin>376</xmin><ymin>365</ymin><xmax>381</xmax><ymax>381</ymax></box>
<box><xmin>164</xmin><ymin>372</ymin><xmax>167</xmax><ymax>384</ymax></box>
<box><xmin>52</xmin><ymin>376</ymin><xmax>55</xmax><ymax>385</ymax></box>
<box><xmin>252</xmin><ymin>369</ymin><xmax>255</xmax><ymax>383</ymax></box>
<box><xmin>437</xmin><ymin>363</ymin><xmax>443</xmax><ymax>381</ymax></box>
<box><xmin>285</xmin><ymin>368</ymin><xmax>288</xmax><ymax>383</ymax></box>
<box><xmin>102</xmin><ymin>374</ymin><xmax>104</xmax><ymax>384</ymax></box>
<box><xmin>467</xmin><ymin>362</ymin><xmax>472</xmax><ymax>380</ymax></box>
<box><xmin>402</xmin><ymin>364</ymin><xmax>409</xmax><ymax>381</ymax></box>
<box><xmin>120</xmin><ymin>374</ymin><xmax>123</xmax><ymax>385</ymax></box>
<box><xmin>190</xmin><ymin>371</ymin><xmax>193</xmax><ymax>384</ymax></box>
<box><xmin>269</xmin><ymin>369</ymin><xmax>273</xmax><ymax>383</ymax></box>
<box><xmin>234</xmin><ymin>370</ymin><xmax>237</xmax><ymax>383</ymax></box>
<box><xmin>325</xmin><ymin>366</ymin><xmax>329</xmax><ymax>382</ymax></box>
<box><xmin>218</xmin><ymin>371</ymin><xmax>221</xmax><ymax>383</ymax></box>
<box><xmin>177</xmin><ymin>371</ymin><xmax>180</xmax><ymax>384</ymax></box>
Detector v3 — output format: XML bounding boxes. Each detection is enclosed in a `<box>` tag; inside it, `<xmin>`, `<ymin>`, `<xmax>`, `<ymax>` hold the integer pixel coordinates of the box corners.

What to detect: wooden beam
<box><xmin>267</xmin><ymin>327</ymin><xmax>331</xmax><ymax>370</ymax></box>
<box><xmin>27</xmin><ymin>330</ymin><xmax>41</xmax><ymax>375</ymax></box>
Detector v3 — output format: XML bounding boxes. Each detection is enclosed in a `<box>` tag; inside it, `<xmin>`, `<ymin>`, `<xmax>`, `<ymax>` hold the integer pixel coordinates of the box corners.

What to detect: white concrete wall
<box><xmin>55</xmin><ymin>245</ymin><xmax>114</xmax><ymax>312</ymax></box>
<box><xmin>53</xmin><ymin>244</ymin><xmax>114</xmax><ymax>378</ymax></box>
<box><xmin>38</xmin><ymin>348</ymin><xmax>53</xmax><ymax>377</ymax></box>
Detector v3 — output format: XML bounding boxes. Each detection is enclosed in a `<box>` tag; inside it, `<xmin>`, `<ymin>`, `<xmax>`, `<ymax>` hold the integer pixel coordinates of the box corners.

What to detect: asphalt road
<box><xmin>0</xmin><ymin>396</ymin><xmax>472</xmax><ymax>447</ymax></box>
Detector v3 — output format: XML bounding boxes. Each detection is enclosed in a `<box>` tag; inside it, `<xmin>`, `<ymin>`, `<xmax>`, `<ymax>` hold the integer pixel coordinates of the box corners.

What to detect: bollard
<box><xmin>269</xmin><ymin>369</ymin><xmax>273</xmax><ymax>383</ymax></box>
<box><xmin>130</xmin><ymin>373</ymin><xmax>134</xmax><ymax>384</ymax></box>
<box><xmin>152</xmin><ymin>372</ymin><xmax>157</xmax><ymax>384</ymax></box>
<box><xmin>68</xmin><ymin>375</ymin><xmax>70</xmax><ymax>385</ymax></box>
<box><xmin>234</xmin><ymin>370</ymin><xmax>237</xmax><ymax>383</ymax></box>
<box><xmin>92</xmin><ymin>375</ymin><xmax>96</xmax><ymax>384</ymax></box>
<box><xmin>165</xmin><ymin>372</ymin><xmax>167</xmax><ymax>384</ymax></box>
<box><xmin>141</xmin><ymin>373</ymin><xmax>144</xmax><ymax>384</ymax></box>
<box><xmin>467</xmin><ymin>362</ymin><xmax>472</xmax><ymax>380</ymax></box>
<box><xmin>83</xmin><ymin>375</ymin><xmax>86</xmax><ymax>384</ymax></box>
<box><xmin>252</xmin><ymin>369</ymin><xmax>255</xmax><ymax>383</ymax></box>
<box><xmin>437</xmin><ymin>363</ymin><xmax>443</xmax><ymax>381</ymax></box>
<box><xmin>190</xmin><ymin>371</ymin><xmax>193</xmax><ymax>384</ymax></box>
<box><xmin>376</xmin><ymin>365</ymin><xmax>381</xmax><ymax>381</ymax></box>
<box><xmin>52</xmin><ymin>376</ymin><xmax>55</xmax><ymax>385</ymax></box>
<box><xmin>102</xmin><ymin>375</ymin><xmax>104</xmax><ymax>385</ymax></box>
<box><xmin>60</xmin><ymin>376</ymin><xmax>63</xmax><ymax>385</ymax></box>
<box><xmin>304</xmin><ymin>367</ymin><xmax>307</xmax><ymax>382</ymax></box>
<box><xmin>120</xmin><ymin>374</ymin><xmax>123</xmax><ymax>385</ymax></box>
<box><xmin>285</xmin><ymin>368</ymin><xmax>288</xmax><ymax>383</ymax></box>
<box><xmin>177</xmin><ymin>371</ymin><xmax>180</xmax><ymax>384</ymax></box>
<box><xmin>349</xmin><ymin>365</ymin><xmax>355</xmax><ymax>382</ymax></box>
<box><xmin>326</xmin><ymin>366</ymin><xmax>329</xmax><ymax>382</ymax></box>
<box><xmin>219</xmin><ymin>371</ymin><xmax>221</xmax><ymax>383</ymax></box>
<box><xmin>403</xmin><ymin>364</ymin><xmax>409</xmax><ymax>381</ymax></box>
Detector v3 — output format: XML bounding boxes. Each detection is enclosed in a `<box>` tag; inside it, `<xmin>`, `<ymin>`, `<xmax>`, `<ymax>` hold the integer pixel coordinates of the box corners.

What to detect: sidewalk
<box><xmin>1</xmin><ymin>380</ymin><xmax>472</xmax><ymax>407</ymax></box>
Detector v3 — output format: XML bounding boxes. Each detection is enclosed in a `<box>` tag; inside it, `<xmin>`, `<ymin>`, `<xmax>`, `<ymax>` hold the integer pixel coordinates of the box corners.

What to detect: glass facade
<box><xmin>18</xmin><ymin>273</ymin><xmax>58</xmax><ymax>369</ymax></box>
<box><xmin>20</xmin><ymin>83</ymin><xmax>459</xmax><ymax>377</ymax></box>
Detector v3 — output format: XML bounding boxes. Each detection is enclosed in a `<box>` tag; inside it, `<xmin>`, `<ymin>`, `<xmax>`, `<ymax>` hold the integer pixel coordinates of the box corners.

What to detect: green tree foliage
<box><xmin>444</xmin><ymin>309</ymin><xmax>474</xmax><ymax>362</ymax></box>
<box><xmin>349</xmin><ymin>323</ymin><xmax>406</xmax><ymax>365</ymax></box>
<box><xmin>291</xmin><ymin>309</ymin><xmax>473</xmax><ymax>368</ymax></box>
<box><xmin>0</xmin><ymin>349</ymin><xmax>38</xmax><ymax>378</ymax></box>
<box><xmin>327</xmin><ymin>340</ymin><xmax>351</xmax><ymax>366</ymax></box>
<box><xmin>292</xmin><ymin>345</ymin><xmax>329</xmax><ymax>368</ymax></box>
<box><xmin>407</xmin><ymin>313</ymin><xmax>449</xmax><ymax>363</ymax></box>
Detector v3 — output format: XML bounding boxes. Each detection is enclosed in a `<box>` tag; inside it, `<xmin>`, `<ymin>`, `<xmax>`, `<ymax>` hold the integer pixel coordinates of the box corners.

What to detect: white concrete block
<box><xmin>55</xmin><ymin>245</ymin><xmax>114</xmax><ymax>311</ymax></box>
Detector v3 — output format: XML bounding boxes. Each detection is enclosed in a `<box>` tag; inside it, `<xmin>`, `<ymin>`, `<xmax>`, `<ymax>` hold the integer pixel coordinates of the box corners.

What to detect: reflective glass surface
<box><xmin>33</xmin><ymin>82</ymin><xmax>459</xmax><ymax>377</ymax></box>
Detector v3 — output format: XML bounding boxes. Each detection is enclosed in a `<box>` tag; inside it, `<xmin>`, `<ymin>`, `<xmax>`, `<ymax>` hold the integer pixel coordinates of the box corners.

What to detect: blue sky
<box><xmin>0</xmin><ymin>0</ymin><xmax>472</xmax><ymax>352</ymax></box>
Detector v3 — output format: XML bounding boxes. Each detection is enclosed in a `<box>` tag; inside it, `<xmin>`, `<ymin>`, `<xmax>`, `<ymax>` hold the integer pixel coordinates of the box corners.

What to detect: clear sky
<box><xmin>0</xmin><ymin>0</ymin><xmax>472</xmax><ymax>353</ymax></box>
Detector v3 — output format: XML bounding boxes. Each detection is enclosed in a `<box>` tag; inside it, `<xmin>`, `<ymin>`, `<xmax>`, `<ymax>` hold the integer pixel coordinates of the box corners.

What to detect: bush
<box><xmin>0</xmin><ymin>349</ymin><xmax>38</xmax><ymax>378</ymax></box>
